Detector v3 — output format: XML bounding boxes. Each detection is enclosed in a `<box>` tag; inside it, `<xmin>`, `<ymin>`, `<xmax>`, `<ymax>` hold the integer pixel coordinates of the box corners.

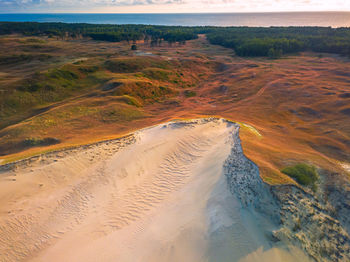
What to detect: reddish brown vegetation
<box><xmin>0</xmin><ymin>35</ymin><xmax>349</xmax><ymax>184</ymax></box>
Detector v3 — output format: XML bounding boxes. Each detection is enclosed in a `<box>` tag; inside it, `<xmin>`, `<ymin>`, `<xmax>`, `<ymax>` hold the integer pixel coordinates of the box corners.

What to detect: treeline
<box><xmin>205</xmin><ymin>27</ymin><xmax>350</xmax><ymax>57</ymax></box>
<box><xmin>0</xmin><ymin>22</ymin><xmax>198</xmax><ymax>45</ymax></box>
<box><xmin>2</xmin><ymin>22</ymin><xmax>350</xmax><ymax>57</ymax></box>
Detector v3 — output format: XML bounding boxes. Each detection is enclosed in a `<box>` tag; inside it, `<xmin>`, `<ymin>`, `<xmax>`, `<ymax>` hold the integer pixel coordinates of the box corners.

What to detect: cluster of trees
<box><xmin>2</xmin><ymin>22</ymin><xmax>350</xmax><ymax>57</ymax></box>
<box><xmin>0</xmin><ymin>22</ymin><xmax>198</xmax><ymax>46</ymax></box>
<box><xmin>205</xmin><ymin>27</ymin><xmax>350</xmax><ymax>57</ymax></box>
<box><xmin>86</xmin><ymin>32</ymin><xmax>142</xmax><ymax>43</ymax></box>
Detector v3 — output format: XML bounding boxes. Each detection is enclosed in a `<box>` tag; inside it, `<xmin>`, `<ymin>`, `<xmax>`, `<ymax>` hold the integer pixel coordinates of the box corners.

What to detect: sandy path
<box><xmin>0</xmin><ymin>119</ymin><xmax>308</xmax><ymax>262</ymax></box>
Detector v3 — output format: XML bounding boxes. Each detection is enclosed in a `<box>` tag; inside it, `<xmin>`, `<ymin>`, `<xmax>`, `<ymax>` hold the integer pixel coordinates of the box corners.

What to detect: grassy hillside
<box><xmin>0</xmin><ymin>35</ymin><xmax>215</xmax><ymax>156</ymax></box>
<box><xmin>0</xmin><ymin>33</ymin><xmax>349</xmax><ymax>187</ymax></box>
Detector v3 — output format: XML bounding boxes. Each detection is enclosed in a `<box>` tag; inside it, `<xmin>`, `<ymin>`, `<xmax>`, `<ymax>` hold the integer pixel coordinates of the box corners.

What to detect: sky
<box><xmin>1</xmin><ymin>0</ymin><xmax>350</xmax><ymax>13</ymax></box>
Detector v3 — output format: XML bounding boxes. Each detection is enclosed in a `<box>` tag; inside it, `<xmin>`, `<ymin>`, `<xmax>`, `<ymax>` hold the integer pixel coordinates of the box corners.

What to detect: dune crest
<box><xmin>0</xmin><ymin>118</ymin><xmax>309</xmax><ymax>262</ymax></box>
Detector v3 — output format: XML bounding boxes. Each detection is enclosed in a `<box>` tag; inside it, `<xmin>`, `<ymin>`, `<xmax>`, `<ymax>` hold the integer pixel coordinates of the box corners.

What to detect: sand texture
<box><xmin>0</xmin><ymin>119</ymin><xmax>309</xmax><ymax>262</ymax></box>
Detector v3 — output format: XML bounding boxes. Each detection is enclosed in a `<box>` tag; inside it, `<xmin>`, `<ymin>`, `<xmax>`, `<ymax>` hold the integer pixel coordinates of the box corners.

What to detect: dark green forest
<box><xmin>205</xmin><ymin>27</ymin><xmax>350</xmax><ymax>58</ymax></box>
<box><xmin>1</xmin><ymin>22</ymin><xmax>350</xmax><ymax>57</ymax></box>
<box><xmin>0</xmin><ymin>22</ymin><xmax>198</xmax><ymax>45</ymax></box>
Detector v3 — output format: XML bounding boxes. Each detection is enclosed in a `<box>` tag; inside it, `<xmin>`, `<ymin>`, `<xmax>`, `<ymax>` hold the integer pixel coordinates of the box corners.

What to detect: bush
<box><xmin>281</xmin><ymin>163</ymin><xmax>318</xmax><ymax>186</ymax></box>
<box><xmin>105</xmin><ymin>58</ymin><xmax>147</xmax><ymax>73</ymax></box>
<box><xmin>22</xmin><ymin>137</ymin><xmax>60</xmax><ymax>147</ymax></box>
<box><xmin>184</xmin><ymin>90</ymin><xmax>196</xmax><ymax>97</ymax></box>
<box><xmin>141</xmin><ymin>68</ymin><xmax>171</xmax><ymax>81</ymax></box>
<box><xmin>105</xmin><ymin>57</ymin><xmax>169</xmax><ymax>73</ymax></box>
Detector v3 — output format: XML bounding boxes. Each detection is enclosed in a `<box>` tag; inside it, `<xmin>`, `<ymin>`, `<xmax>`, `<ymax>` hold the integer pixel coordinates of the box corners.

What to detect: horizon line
<box><xmin>1</xmin><ymin>10</ymin><xmax>350</xmax><ymax>15</ymax></box>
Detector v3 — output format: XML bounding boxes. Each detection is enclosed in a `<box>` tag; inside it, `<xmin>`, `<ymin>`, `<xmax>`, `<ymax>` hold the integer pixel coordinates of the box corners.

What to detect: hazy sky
<box><xmin>1</xmin><ymin>0</ymin><xmax>350</xmax><ymax>13</ymax></box>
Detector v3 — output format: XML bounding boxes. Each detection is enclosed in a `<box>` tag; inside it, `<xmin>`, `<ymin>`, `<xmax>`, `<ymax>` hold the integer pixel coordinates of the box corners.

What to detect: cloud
<box><xmin>0</xmin><ymin>0</ymin><xmax>349</xmax><ymax>12</ymax></box>
<box><xmin>0</xmin><ymin>0</ymin><xmax>186</xmax><ymax>12</ymax></box>
<box><xmin>0</xmin><ymin>0</ymin><xmax>184</xmax><ymax>8</ymax></box>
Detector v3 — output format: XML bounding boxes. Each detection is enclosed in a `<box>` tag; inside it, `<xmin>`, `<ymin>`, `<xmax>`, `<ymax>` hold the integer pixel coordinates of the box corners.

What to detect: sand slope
<box><xmin>0</xmin><ymin>119</ymin><xmax>309</xmax><ymax>262</ymax></box>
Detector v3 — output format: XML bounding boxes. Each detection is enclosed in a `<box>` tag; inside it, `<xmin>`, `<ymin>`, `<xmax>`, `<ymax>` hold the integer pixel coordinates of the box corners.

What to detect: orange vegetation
<box><xmin>0</xmin><ymin>35</ymin><xmax>349</xmax><ymax>184</ymax></box>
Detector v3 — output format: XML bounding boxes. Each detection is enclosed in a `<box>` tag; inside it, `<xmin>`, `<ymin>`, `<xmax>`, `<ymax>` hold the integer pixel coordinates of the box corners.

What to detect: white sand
<box><xmin>0</xmin><ymin>119</ymin><xmax>309</xmax><ymax>262</ymax></box>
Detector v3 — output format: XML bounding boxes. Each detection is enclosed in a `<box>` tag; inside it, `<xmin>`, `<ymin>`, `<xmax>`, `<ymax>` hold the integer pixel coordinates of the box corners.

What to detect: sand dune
<box><xmin>0</xmin><ymin>118</ymin><xmax>309</xmax><ymax>262</ymax></box>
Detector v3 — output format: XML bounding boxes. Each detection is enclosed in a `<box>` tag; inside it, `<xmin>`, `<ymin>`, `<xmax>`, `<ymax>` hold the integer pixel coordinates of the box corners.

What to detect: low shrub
<box><xmin>184</xmin><ymin>90</ymin><xmax>196</xmax><ymax>97</ymax></box>
<box><xmin>22</xmin><ymin>137</ymin><xmax>60</xmax><ymax>147</ymax></box>
<box><xmin>104</xmin><ymin>57</ymin><xmax>169</xmax><ymax>73</ymax></box>
<box><xmin>141</xmin><ymin>68</ymin><xmax>172</xmax><ymax>81</ymax></box>
<box><xmin>281</xmin><ymin>163</ymin><xmax>318</xmax><ymax>187</ymax></box>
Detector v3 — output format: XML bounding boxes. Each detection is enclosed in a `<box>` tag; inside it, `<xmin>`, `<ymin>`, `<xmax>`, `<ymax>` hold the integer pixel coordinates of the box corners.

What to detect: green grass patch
<box><xmin>0</xmin><ymin>53</ymin><xmax>52</xmax><ymax>65</ymax></box>
<box><xmin>78</xmin><ymin>65</ymin><xmax>99</xmax><ymax>73</ymax></box>
<box><xmin>20</xmin><ymin>68</ymin><xmax>79</xmax><ymax>94</ymax></box>
<box><xmin>22</xmin><ymin>137</ymin><xmax>60</xmax><ymax>147</ymax></box>
<box><xmin>281</xmin><ymin>163</ymin><xmax>319</xmax><ymax>188</ymax></box>
<box><xmin>99</xmin><ymin>104</ymin><xmax>145</xmax><ymax>122</ymax></box>
<box><xmin>184</xmin><ymin>90</ymin><xmax>196</xmax><ymax>97</ymax></box>
<box><xmin>117</xmin><ymin>95</ymin><xmax>143</xmax><ymax>107</ymax></box>
<box><xmin>140</xmin><ymin>68</ymin><xmax>172</xmax><ymax>81</ymax></box>
<box><xmin>104</xmin><ymin>57</ymin><xmax>170</xmax><ymax>73</ymax></box>
<box><xmin>18</xmin><ymin>65</ymin><xmax>107</xmax><ymax>100</ymax></box>
<box><xmin>1</xmin><ymin>64</ymin><xmax>109</xmax><ymax>129</ymax></box>
<box><xmin>19</xmin><ymin>38</ymin><xmax>46</xmax><ymax>44</ymax></box>
<box><xmin>237</xmin><ymin>122</ymin><xmax>262</xmax><ymax>137</ymax></box>
<box><xmin>112</xmin><ymin>79</ymin><xmax>174</xmax><ymax>102</ymax></box>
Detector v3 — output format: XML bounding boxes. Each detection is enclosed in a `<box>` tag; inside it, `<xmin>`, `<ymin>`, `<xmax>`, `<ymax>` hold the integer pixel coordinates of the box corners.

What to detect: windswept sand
<box><xmin>0</xmin><ymin>119</ymin><xmax>309</xmax><ymax>262</ymax></box>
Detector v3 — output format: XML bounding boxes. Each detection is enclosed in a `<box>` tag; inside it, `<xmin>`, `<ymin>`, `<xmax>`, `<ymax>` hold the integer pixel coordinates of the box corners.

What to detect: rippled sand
<box><xmin>0</xmin><ymin>119</ymin><xmax>309</xmax><ymax>262</ymax></box>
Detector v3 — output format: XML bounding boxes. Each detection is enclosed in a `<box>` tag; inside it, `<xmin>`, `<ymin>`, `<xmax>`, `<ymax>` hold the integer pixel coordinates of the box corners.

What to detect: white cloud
<box><xmin>1</xmin><ymin>0</ymin><xmax>350</xmax><ymax>12</ymax></box>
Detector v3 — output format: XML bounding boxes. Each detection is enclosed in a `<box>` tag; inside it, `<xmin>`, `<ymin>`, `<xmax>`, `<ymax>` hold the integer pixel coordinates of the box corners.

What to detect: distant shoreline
<box><xmin>1</xmin><ymin>12</ymin><xmax>350</xmax><ymax>27</ymax></box>
<box><xmin>1</xmin><ymin>11</ymin><xmax>350</xmax><ymax>14</ymax></box>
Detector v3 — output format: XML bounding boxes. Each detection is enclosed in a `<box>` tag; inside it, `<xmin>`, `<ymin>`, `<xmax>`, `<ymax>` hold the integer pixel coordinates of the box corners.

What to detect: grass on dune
<box><xmin>139</xmin><ymin>68</ymin><xmax>173</xmax><ymax>81</ymax></box>
<box><xmin>0</xmin><ymin>99</ymin><xmax>146</xmax><ymax>156</ymax></box>
<box><xmin>104</xmin><ymin>57</ymin><xmax>171</xmax><ymax>73</ymax></box>
<box><xmin>115</xmin><ymin>95</ymin><xmax>143</xmax><ymax>107</ymax></box>
<box><xmin>1</xmin><ymin>55</ymin><xmax>191</xmax><ymax>124</ymax></box>
<box><xmin>0</xmin><ymin>39</ymin><xmax>214</xmax><ymax>162</ymax></box>
<box><xmin>0</xmin><ymin>62</ymin><xmax>109</xmax><ymax>128</ymax></box>
<box><xmin>281</xmin><ymin>163</ymin><xmax>319</xmax><ymax>189</ymax></box>
<box><xmin>1</xmin><ymin>54</ymin><xmax>197</xmax><ymax>142</ymax></box>
<box><xmin>110</xmin><ymin>79</ymin><xmax>175</xmax><ymax>102</ymax></box>
<box><xmin>184</xmin><ymin>90</ymin><xmax>196</xmax><ymax>97</ymax></box>
<box><xmin>18</xmin><ymin>38</ymin><xmax>47</xmax><ymax>44</ymax></box>
<box><xmin>22</xmin><ymin>137</ymin><xmax>60</xmax><ymax>147</ymax></box>
<box><xmin>0</xmin><ymin>53</ymin><xmax>52</xmax><ymax>65</ymax></box>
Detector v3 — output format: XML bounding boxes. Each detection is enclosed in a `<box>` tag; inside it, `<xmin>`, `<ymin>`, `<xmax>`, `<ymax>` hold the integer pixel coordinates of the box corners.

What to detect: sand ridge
<box><xmin>0</xmin><ymin>118</ymin><xmax>308</xmax><ymax>262</ymax></box>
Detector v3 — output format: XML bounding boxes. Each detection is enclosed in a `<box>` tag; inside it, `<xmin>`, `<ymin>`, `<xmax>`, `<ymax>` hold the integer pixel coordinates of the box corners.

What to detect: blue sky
<box><xmin>1</xmin><ymin>0</ymin><xmax>350</xmax><ymax>13</ymax></box>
